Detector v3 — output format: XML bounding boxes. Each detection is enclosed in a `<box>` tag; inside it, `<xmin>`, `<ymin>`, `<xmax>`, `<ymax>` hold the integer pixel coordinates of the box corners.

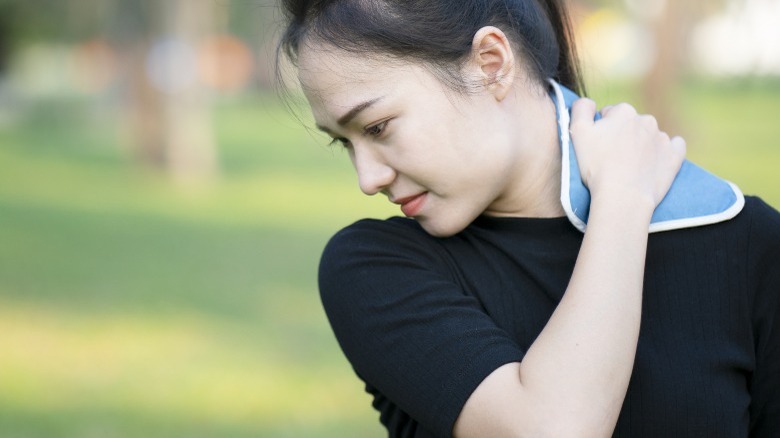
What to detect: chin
<box><xmin>417</xmin><ymin>216</ymin><xmax>469</xmax><ymax>238</ymax></box>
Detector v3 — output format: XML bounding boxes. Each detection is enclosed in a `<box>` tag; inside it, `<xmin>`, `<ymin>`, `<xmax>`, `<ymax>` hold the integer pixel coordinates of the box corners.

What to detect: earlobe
<box><xmin>471</xmin><ymin>26</ymin><xmax>515</xmax><ymax>101</ymax></box>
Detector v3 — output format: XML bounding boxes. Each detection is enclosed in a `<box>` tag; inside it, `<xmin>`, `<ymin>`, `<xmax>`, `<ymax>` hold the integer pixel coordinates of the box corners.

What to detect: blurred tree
<box><xmin>0</xmin><ymin>0</ymin><xmax>278</xmax><ymax>181</ymax></box>
<box><xmin>112</xmin><ymin>0</ymin><xmax>218</xmax><ymax>183</ymax></box>
<box><xmin>160</xmin><ymin>0</ymin><xmax>219</xmax><ymax>183</ymax></box>
<box><xmin>0</xmin><ymin>0</ymin><xmax>109</xmax><ymax>48</ymax></box>
<box><xmin>572</xmin><ymin>0</ymin><xmax>732</xmax><ymax>134</ymax></box>
<box><xmin>221</xmin><ymin>1</ymin><xmax>277</xmax><ymax>88</ymax></box>
<box><xmin>630</xmin><ymin>0</ymin><xmax>730</xmax><ymax>134</ymax></box>
<box><xmin>0</xmin><ymin>3</ymin><xmax>9</xmax><ymax>75</ymax></box>
<box><xmin>641</xmin><ymin>1</ymin><xmax>696</xmax><ymax>135</ymax></box>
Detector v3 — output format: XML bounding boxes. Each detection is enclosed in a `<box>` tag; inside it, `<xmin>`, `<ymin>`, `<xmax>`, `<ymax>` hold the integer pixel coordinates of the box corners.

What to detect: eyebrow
<box><xmin>316</xmin><ymin>97</ymin><xmax>384</xmax><ymax>133</ymax></box>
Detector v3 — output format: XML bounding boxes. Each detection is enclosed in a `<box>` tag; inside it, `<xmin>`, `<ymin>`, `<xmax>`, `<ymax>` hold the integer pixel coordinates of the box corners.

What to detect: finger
<box><xmin>640</xmin><ymin>114</ymin><xmax>659</xmax><ymax>131</ymax></box>
<box><xmin>602</xmin><ymin>102</ymin><xmax>638</xmax><ymax>119</ymax></box>
<box><xmin>670</xmin><ymin>135</ymin><xmax>687</xmax><ymax>156</ymax></box>
<box><xmin>570</xmin><ymin>98</ymin><xmax>597</xmax><ymax>130</ymax></box>
<box><xmin>599</xmin><ymin>105</ymin><xmax>615</xmax><ymax>117</ymax></box>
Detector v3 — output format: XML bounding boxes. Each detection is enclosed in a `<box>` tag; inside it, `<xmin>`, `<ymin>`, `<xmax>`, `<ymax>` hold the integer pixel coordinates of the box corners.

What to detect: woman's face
<box><xmin>297</xmin><ymin>43</ymin><xmax>557</xmax><ymax>237</ymax></box>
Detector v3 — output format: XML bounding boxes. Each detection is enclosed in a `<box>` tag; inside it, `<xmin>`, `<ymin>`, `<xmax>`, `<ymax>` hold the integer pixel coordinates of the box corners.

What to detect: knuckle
<box><xmin>615</xmin><ymin>102</ymin><xmax>637</xmax><ymax>115</ymax></box>
<box><xmin>672</xmin><ymin>136</ymin><xmax>687</xmax><ymax>153</ymax></box>
<box><xmin>572</xmin><ymin>98</ymin><xmax>595</xmax><ymax>113</ymax></box>
<box><xmin>640</xmin><ymin>114</ymin><xmax>659</xmax><ymax>129</ymax></box>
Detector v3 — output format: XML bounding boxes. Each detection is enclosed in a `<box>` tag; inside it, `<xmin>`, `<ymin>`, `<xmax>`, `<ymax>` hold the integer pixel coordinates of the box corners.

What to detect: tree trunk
<box><xmin>161</xmin><ymin>0</ymin><xmax>218</xmax><ymax>185</ymax></box>
<box><xmin>641</xmin><ymin>2</ymin><xmax>697</xmax><ymax>137</ymax></box>
<box><xmin>116</xmin><ymin>0</ymin><xmax>218</xmax><ymax>185</ymax></box>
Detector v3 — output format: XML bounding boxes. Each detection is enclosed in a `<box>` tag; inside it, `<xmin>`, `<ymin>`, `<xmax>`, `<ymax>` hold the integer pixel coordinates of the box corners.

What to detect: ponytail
<box><xmin>535</xmin><ymin>0</ymin><xmax>586</xmax><ymax>96</ymax></box>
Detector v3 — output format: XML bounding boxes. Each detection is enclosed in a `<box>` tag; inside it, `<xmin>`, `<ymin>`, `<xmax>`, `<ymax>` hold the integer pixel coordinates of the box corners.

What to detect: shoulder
<box><xmin>325</xmin><ymin>216</ymin><xmax>433</xmax><ymax>246</ymax></box>
<box><xmin>743</xmin><ymin>196</ymin><xmax>780</xmax><ymax>233</ymax></box>
<box><xmin>660</xmin><ymin>195</ymin><xmax>780</xmax><ymax>241</ymax></box>
<box><xmin>733</xmin><ymin>196</ymin><xmax>780</xmax><ymax>260</ymax></box>
<box><xmin>320</xmin><ymin>217</ymin><xmax>448</xmax><ymax>279</ymax></box>
<box><xmin>742</xmin><ymin>196</ymin><xmax>780</xmax><ymax>286</ymax></box>
<box><xmin>318</xmin><ymin>217</ymin><xmax>450</xmax><ymax>321</ymax></box>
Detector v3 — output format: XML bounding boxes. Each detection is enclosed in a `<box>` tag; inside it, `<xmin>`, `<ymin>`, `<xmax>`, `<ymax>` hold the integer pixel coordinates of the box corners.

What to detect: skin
<box><xmin>298</xmin><ymin>32</ymin><xmax>565</xmax><ymax>237</ymax></box>
<box><xmin>298</xmin><ymin>26</ymin><xmax>686</xmax><ymax>437</ymax></box>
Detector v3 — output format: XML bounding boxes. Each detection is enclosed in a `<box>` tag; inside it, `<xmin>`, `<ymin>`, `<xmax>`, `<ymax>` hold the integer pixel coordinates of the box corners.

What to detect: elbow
<box><xmin>525</xmin><ymin>409</ymin><xmax>617</xmax><ymax>438</ymax></box>
<box><xmin>454</xmin><ymin>402</ymin><xmax>614</xmax><ymax>438</ymax></box>
<box><xmin>453</xmin><ymin>362</ymin><xmax>617</xmax><ymax>438</ymax></box>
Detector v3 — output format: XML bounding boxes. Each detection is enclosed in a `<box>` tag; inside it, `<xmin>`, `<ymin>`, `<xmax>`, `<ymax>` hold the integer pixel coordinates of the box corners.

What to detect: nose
<box><xmin>352</xmin><ymin>146</ymin><xmax>396</xmax><ymax>196</ymax></box>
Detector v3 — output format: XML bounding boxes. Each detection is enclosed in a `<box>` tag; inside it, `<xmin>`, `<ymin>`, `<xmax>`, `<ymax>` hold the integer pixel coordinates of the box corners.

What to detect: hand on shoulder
<box><xmin>569</xmin><ymin>98</ymin><xmax>687</xmax><ymax>212</ymax></box>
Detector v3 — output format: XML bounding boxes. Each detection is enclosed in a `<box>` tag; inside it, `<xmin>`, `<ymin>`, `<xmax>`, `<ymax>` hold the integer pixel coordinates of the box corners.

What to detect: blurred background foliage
<box><xmin>0</xmin><ymin>0</ymin><xmax>778</xmax><ymax>436</ymax></box>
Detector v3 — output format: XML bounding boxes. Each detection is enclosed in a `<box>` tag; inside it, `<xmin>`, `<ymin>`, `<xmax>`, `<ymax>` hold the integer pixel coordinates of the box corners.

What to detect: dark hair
<box><xmin>277</xmin><ymin>0</ymin><xmax>585</xmax><ymax>96</ymax></box>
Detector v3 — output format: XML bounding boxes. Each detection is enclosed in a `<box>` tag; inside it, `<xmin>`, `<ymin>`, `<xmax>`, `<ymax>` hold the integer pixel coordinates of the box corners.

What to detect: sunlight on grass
<box><xmin>0</xmin><ymin>300</ymin><xmax>380</xmax><ymax>436</ymax></box>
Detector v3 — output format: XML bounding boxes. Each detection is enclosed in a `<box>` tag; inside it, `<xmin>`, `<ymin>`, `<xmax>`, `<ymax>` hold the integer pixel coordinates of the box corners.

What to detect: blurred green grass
<box><xmin>0</xmin><ymin>80</ymin><xmax>778</xmax><ymax>437</ymax></box>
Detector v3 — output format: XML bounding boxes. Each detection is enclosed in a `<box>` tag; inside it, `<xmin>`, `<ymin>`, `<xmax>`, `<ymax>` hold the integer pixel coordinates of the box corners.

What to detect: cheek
<box><xmin>393</xmin><ymin>125</ymin><xmax>480</xmax><ymax>192</ymax></box>
<box><xmin>406</xmin><ymin>109</ymin><xmax>471</xmax><ymax>156</ymax></box>
<box><xmin>392</xmin><ymin>97</ymin><xmax>487</xmax><ymax>183</ymax></box>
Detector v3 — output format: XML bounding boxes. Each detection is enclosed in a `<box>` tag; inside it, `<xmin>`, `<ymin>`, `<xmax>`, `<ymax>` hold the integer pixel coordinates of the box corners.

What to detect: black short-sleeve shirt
<box><xmin>318</xmin><ymin>196</ymin><xmax>780</xmax><ymax>437</ymax></box>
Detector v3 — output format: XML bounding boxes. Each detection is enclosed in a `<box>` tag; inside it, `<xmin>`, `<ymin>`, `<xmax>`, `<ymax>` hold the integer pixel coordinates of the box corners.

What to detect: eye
<box><xmin>365</xmin><ymin>120</ymin><xmax>388</xmax><ymax>137</ymax></box>
<box><xmin>328</xmin><ymin>137</ymin><xmax>351</xmax><ymax>149</ymax></box>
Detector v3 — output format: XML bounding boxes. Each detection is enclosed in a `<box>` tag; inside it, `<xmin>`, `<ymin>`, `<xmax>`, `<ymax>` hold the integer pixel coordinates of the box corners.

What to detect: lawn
<box><xmin>0</xmin><ymin>79</ymin><xmax>778</xmax><ymax>437</ymax></box>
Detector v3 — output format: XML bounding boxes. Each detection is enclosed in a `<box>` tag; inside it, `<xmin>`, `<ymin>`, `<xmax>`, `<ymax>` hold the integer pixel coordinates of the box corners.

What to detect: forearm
<box><xmin>517</xmin><ymin>190</ymin><xmax>653</xmax><ymax>436</ymax></box>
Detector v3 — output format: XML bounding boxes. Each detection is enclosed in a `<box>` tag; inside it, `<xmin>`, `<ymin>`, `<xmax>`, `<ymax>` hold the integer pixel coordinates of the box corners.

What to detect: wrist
<box><xmin>589</xmin><ymin>186</ymin><xmax>655</xmax><ymax>225</ymax></box>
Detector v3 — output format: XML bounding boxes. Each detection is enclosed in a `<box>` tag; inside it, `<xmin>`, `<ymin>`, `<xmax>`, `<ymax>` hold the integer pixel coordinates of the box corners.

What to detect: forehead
<box><xmin>297</xmin><ymin>41</ymin><xmax>381</xmax><ymax>83</ymax></box>
<box><xmin>296</xmin><ymin>41</ymin><xmax>430</xmax><ymax>115</ymax></box>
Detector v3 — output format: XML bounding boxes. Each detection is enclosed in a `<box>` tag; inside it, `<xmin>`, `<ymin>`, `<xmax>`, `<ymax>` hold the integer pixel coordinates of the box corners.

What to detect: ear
<box><xmin>470</xmin><ymin>26</ymin><xmax>516</xmax><ymax>101</ymax></box>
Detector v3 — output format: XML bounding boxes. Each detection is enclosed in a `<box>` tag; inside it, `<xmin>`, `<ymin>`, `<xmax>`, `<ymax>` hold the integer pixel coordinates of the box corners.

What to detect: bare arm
<box><xmin>453</xmin><ymin>100</ymin><xmax>686</xmax><ymax>437</ymax></box>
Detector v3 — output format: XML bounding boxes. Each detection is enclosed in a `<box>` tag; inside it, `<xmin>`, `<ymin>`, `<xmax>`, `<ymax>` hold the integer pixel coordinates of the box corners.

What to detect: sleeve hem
<box><xmin>436</xmin><ymin>347</ymin><xmax>525</xmax><ymax>438</ymax></box>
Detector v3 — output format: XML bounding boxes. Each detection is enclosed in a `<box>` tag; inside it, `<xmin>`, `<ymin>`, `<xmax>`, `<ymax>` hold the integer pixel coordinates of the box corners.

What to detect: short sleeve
<box><xmin>319</xmin><ymin>219</ymin><xmax>525</xmax><ymax>437</ymax></box>
<box><xmin>746</xmin><ymin>198</ymin><xmax>780</xmax><ymax>437</ymax></box>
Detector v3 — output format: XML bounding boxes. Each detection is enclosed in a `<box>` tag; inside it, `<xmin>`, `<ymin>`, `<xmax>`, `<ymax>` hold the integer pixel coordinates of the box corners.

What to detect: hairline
<box><xmin>295</xmin><ymin>29</ymin><xmax>543</xmax><ymax>98</ymax></box>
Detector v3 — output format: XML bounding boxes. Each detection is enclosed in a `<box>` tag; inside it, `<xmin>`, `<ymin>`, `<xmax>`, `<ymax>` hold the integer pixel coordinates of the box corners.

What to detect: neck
<box><xmin>485</xmin><ymin>84</ymin><xmax>566</xmax><ymax>218</ymax></box>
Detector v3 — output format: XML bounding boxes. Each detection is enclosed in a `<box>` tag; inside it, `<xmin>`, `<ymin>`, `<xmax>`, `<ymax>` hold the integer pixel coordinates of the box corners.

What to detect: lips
<box><xmin>393</xmin><ymin>192</ymin><xmax>428</xmax><ymax>217</ymax></box>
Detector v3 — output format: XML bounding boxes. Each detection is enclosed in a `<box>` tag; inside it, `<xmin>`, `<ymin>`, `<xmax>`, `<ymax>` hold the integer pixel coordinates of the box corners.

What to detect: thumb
<box><xmin>570</xmin><ymin>97</ymin><xmax>597</xmax><ymax>131</ymax></box>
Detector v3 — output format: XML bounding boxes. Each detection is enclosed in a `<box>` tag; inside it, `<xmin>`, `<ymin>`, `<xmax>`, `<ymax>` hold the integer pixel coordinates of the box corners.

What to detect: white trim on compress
<box><xmin>648</xmin><ymin>181</ymin><xmax>745</xmax><ymax>233</ymax></box>
<box><xmin>548</xmin><ymin>78</ymin><xmax>587</xmax><ymax>233</ymax></box>
<box><xmin>548</xmin><ymin>79</ymin><xmax>746</xmax><ymax>234</ymax></box>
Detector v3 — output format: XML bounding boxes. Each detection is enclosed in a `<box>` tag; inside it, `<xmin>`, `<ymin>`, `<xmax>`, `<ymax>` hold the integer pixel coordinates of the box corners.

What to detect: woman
<box><xmin>277</xmin><ymin>1</ymin><xmax>780</xmax><ymax>436</ymax></box>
